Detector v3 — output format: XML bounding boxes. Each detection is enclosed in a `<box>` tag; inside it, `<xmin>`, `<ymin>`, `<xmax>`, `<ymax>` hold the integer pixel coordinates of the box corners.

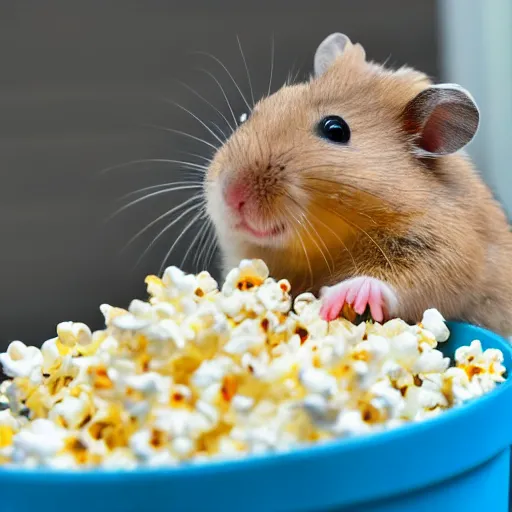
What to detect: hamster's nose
<box><xmin>223</xmin><ymin>181</ymin><xmax>248</xmax><ymax>212</ymax></box>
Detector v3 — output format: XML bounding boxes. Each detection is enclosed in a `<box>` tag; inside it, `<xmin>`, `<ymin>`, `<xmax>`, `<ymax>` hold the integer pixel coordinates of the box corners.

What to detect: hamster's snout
<box><xmin>219</xmin><ymin>173</ymin><xmax>288</xmax><ymax>245</ymax></box>
<box><xmin>223</xmin><ymin>181</ymin><xmax>247</xmax><ymax>213</ymax></box>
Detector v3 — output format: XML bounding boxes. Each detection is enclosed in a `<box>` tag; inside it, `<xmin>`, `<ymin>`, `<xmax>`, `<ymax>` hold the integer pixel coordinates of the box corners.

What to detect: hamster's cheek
<box><xmin>204</xmin><ymin>183</ymin><xmax>222</xmax><ymax>215</ymax></box>
<box><xmin>205</xmin><ymin>156</ymin><xmax>224</xmax><ymax>180</ymax></box>
<box><xmin>204</xmin><ymin>179</ymin><xmax>244</xmax><ymax>254</ymax></box>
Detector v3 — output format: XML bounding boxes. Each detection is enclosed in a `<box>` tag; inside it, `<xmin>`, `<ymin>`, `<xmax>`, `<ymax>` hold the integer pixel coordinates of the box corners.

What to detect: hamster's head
<box><xmin>205</xmin><ymin>33</ymin><xmax>479</xmax><ymax>276</ymax></box>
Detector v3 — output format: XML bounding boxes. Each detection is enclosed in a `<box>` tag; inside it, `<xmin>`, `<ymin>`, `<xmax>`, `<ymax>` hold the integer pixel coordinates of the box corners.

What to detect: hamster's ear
<box><xmin>314</xmin><ymin>33</ymin><xmax>351</xmax><ymax>76</ymax></box>
<box><xmin>403</xmin><ymin>84</ymin><xmax>479</xmax><ymax>156</ymax></box>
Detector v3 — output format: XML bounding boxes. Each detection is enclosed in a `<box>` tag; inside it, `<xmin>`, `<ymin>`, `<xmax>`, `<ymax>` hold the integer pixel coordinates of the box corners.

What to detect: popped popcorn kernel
<box><xmin>0</xmin><ymin>341</ymin><xmax>43</xmax><ymax>379</ymax></box>
<box><xmin>420</xmin><ymin>309</ymin><xmax>450</xmax><ymax>342</ymax></box>
<box><xmin>222</xmin><ymin>259</ymin><xmax>269</xmax><ymax>295</ymax></box>
<box><xmin>99</xmin><ymin>304</ymin><xmax>128</xmax><ymax>325</ymax></box>
<box><xmin>455</xmin><ymin>340</ymin><xmax>506</xmax><ymax>383</ymax></box>
<box><xmin>12</xmin><ymin>419</ymin><xmax>66</xmax><ymax>462</ymax></box>
<box><xmin>196</xmin><ymin>271</ymin><xmax>218</xmax><ymax>296</ymax></box>
<box><xmin>0</xmin><ymin>425</ymin><xmax>15</xmax><ymax>448</ymax></box>
<box><xmin>56</xmin><ymin>322</ymin><xmax>93</xmax><ymax>348</ymax></box>
<box><xmin>63</xmin><ymin>437</ymin><xmax>91</xmax><ymax>465</ymax></box>
<box><xmin>0</xmin><ymin>259</ymin><xmax>506</xmax><ymax>469</ymax></box>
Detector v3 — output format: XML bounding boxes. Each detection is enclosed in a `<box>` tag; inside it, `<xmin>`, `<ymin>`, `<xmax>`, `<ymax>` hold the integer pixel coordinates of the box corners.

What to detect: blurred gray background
<box><xmin>0</xmin><ymin>0</ymin><xmax>449</xmax><ymax>349</ymax></box>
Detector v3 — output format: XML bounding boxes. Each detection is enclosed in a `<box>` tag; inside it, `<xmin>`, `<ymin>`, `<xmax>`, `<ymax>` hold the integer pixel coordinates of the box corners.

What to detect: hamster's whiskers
<box><xmin>181</xmin><ymin>217</ymin><xmax>212</xmax><ymax>270</ymax></box>
<box><xmin>193</xmin><ymin>50</ymin><xmax>252</xmax><ymax>112</ymax></box>
<box><xmin>195</xmin><ymin>220</ymin><xmax>217</xmax><ymax>271</ymax></box>
<box><xmin>98</xmin><ymin>158</ymin><xmax>208</xmax><ymax>177</ymax></box>
<box><xmin>310</xmin><ymin>199</ymin><xmax>395</xmax><ymax>274</ymax></box>
<box><xmin>303</xmin><ymin>208</ymin><xmax>358</xmax><ymax>273</ymax></box>
<box><xmin>168</xmin><ymin>101</ymin><xmax>226</xmax><ymax>146</ymax></box>
<box><xmin>196</xmin><ymin>68</ymin><xmax>240</xmax><ymax>130</ymax></box>
<box><xmin>236</xmin><ymin>35</ymin><xmax>255</xmax><ymax>107</ymax></box>
<box><xmin>300</xmin><ymin>212</ymin><xmax>335</xmax><ymax>273</ymax></box>
<box><xmin>159</xmin><ymin>208</ymin><xmax>208</xmax><ymax>274</ymax></box>
<box><xmin>267</xmin><ymin>34</ymin><xmax>275</xmax><ymax>97</ymax></box>
<box><xmin>144</xmin><ymin>124</ymin><xmax>220</xmax><ymax>153</ymax></box>
<box><xmin>135</xmin><ymin>199</ymin><xmax>205</xmax><ymax>268</ymax></box>
<box><xmin>290</xmin><ymin>222</ymin><xmax>314</xmax><ymax>291</ymax></box>
<box><xmin>174</xmin><ymin>79</ymin><xmax>237</xmax><ymax>134</ymax></box>
<box><xmin>119</xmin><ymin>180</ymin><xmax>204</xmax><ymax>201</ymax></box>
<box><xmin>302</xmin><ymin>173</ymin><xmax>388</xmax><ymax>205</ymax></box>
<box><xmin>109</xmin><ymin>184</ymin><xmax>203</xmax><ymax>222</ymax></box>
<box><xmin>283</xmin><ymin>192</ymin><xmax>338</xmax><ymax>275</ymax></box>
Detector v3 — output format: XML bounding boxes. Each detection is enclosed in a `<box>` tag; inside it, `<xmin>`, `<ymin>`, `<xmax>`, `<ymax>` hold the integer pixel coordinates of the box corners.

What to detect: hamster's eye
<box><xmin>318</xmin><ymin>115</ymin><xmax>350</xmax><ymax>144</ymax></box>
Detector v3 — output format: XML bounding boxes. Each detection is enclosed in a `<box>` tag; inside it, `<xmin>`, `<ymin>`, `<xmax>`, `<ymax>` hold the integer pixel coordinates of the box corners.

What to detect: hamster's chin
<box><xmin>233</xmin><ymin>220</ymin><xmax>289</xmax><ymax>248</ymax></box>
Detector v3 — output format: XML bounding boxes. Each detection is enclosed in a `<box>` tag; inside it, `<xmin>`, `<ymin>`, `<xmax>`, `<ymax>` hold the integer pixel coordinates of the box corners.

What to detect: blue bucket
<box><xmin>1</xmin><ymin>321</ymin><xmax>511</xmax><ymax>512</ymax></box>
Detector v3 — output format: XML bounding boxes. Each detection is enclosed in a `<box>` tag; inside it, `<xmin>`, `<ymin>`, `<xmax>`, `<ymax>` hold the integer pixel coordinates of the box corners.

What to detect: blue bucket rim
<box><xmin>0</xmin><ymin>321</ymin><xmax>511</xmax><ymax>508</ymax></box>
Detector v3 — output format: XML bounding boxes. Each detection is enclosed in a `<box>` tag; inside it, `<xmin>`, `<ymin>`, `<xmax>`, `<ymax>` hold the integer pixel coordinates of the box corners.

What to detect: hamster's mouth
<box><xmin>235</xmin><ymin>218</ymin><xmax>286</xmax><ymax>240</ymax></box>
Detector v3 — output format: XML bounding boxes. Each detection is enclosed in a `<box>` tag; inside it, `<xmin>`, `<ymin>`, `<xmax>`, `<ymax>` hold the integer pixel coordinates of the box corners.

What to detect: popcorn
<box><xmin>0</xmin><ymin>341</ymin><xmax>43</xmax><ymax>379</ymax></box>
<box><xmin>162</xmin><ymin>266</ymin><xmax>198</xmax><ymax>297</ymax></box>
<box><xmin>49</xmin><ymin>392</ymin><xmax>93</xmax><ymax>429</ymax></box>
<box><xmin>41</xmin><ymin>338</ymin><xmax>62</xmax><ymax>374</ymax></box>
<box><xmin>455</xmin><ymin>340</ymin><xmax>506</xmax><ymax>382</ymax></box>
<box><xmin>366</xmin><ymin>380</ymin><xmax>405</xmax><ymax>420</ymax></box>
<box><xmin>388</xmin><ymin>331</ymin><xmax>421</xmax><ymax>370</ymax></box>
<box><xmin>299</xmin><ymin>367</ymin><xmax>337</xmax><ymax>397</ymax></box>
<box><xmin>412</xmin><ymin>345</ymin><xmax>450</xmax><ymax>375</ymax></box>
<box><xmin>0</xmin><ymin>259</ymin><xmax>506</xmax><ymax>469</ymax></box>
<box><xmin>224</xmin><ymin>319</ymin><xmax>266</xmax><ymax>354</ymax></box>
<box><xmin>11</xmin><ymin>419</ymin><xmax>67</xmax><ymax>463</ymax></box>
<box><xmin>333</xmin><ymin>410</ymin><xmax>371</xmax><ymax>436</ymax></box>
<box><xmin>256</xmin><ymin>279</ymin><xmax>292</xmax><ymax>312</ymax></box>
<box><xmin>222</xmin><ymin>259</ymin><xmax>269</xmax><ymax>295</ymax></box>
<box><xmin>0</xmin><ymin>409</ymin><xmax>19</xmax><ymax>430</ymax></box>
<box><xmin>111</xmin><ymin>314</ymin><xmax>150</xmax><ymax>332</ymax></box>
<box><xmin>56</xmin><ymin>322</ymin><xmax>93</xmax><ymax>347</ymax></box>
<box><xmin>196</xmin><ymin>271</ymin><xmax>218</xmax><ymax>295</ymax></box>
<box><xmin>192</xmin><ymin>357</ymin><xmax>237</xmax><ymax>389</ymax></box>
<box><xmin>231</xmin><ymin>395</ymin><xmax>255</xmax><ymax>413</ymax></box>
<box><xmin>421</xmin><ymin>309</ymin><xmax>450</xmax><ymax>342</ymax></box>
<box><xmin>101</xmin><ymin>449</ymin><xmax>138</xmax><ymax>470</ymax></box>
<box><xmin>171</xmin><ymin>437</ymin><xmax>195</xmax><ymax>458</ymax></box>
<box><xmin>130</xmin><ymin>429</ymin><xmax>170</xmax><ymax>462</ymax></box>
<box><xmin>100</xmin><ymin>304</ymin><xmax>128</xmax><ymax>325</ymax></box>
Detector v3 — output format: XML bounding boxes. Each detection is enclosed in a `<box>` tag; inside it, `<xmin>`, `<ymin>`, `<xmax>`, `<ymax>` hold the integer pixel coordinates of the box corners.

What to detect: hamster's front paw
<box><xmin>320</xmin><ymin>276</ymin><xmax>398</xmax><ymax>323</ymax></box>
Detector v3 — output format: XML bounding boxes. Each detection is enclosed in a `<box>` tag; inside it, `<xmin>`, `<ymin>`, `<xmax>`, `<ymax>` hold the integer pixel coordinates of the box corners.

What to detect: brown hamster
<box><xmin>204</xmin><ymin>32</ymin><xmax>512</xmax><ymax>337</ymax></box>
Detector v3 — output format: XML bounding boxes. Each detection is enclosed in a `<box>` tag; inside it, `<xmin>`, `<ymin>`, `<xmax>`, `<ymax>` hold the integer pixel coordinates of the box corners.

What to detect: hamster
<box><xmin>204</xmin><ymin>32</ymin><xmax>512</xmax><ymax>337</ymax></box>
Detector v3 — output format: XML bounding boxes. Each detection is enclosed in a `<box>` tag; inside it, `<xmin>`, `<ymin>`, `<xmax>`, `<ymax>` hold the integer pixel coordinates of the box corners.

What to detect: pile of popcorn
<box><xmin>0</xmin><ymin>260</ymin><xmax>506</xmax><ymax>469</ymax></box>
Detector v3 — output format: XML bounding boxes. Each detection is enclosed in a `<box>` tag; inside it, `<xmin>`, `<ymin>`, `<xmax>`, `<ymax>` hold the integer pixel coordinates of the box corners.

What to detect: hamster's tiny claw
<box><xmin>320</xmin><ymin>276</ymin><xmax>397</xmax><ymax>323</ymax></box>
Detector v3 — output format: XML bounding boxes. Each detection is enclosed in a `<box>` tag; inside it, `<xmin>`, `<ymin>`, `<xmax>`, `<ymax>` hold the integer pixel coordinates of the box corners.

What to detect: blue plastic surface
<box><xmin>0</xmin><ymin>321</ymin><xmax>511</xmax><ymax>512</ymax></box>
